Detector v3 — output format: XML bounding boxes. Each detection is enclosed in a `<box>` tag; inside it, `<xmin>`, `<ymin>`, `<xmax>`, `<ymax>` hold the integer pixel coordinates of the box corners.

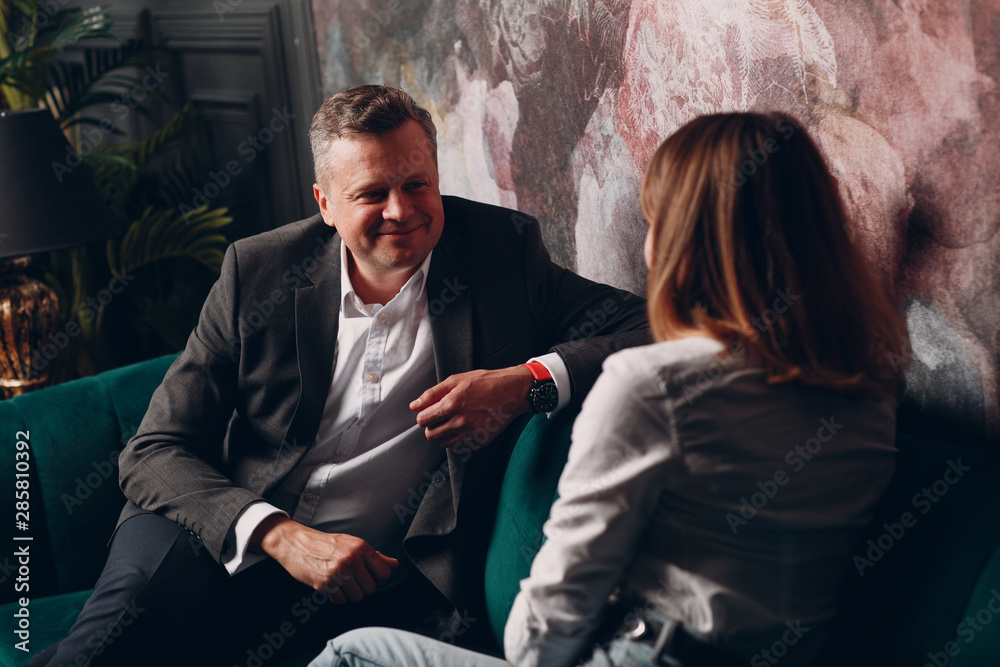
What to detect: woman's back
<box><xmin>519</xmin><ymin>336</ymin><xmax>896</xmax><ymax>666</ymax></box>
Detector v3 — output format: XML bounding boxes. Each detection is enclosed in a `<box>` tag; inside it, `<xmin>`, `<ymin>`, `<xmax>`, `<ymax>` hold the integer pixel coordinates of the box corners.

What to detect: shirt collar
<box><xmin>340</xmin><ymin>240</ymin><xmax>434</xmax><ymax>317</ymax></box>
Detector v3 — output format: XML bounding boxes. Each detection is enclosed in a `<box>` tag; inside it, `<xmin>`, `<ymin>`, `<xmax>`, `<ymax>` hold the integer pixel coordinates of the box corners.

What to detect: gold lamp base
<box><xmin>0</xmin><ymin>256</ymin><xmax>60</xmax><ymax>399</ymax></box>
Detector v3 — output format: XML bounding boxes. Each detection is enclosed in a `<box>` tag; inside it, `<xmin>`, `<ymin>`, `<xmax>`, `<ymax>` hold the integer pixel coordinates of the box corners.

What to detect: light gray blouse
<box><xmin>505</xmin><ymin>336</ymin><xmax>897</xmax><ymax>667</ymax></box>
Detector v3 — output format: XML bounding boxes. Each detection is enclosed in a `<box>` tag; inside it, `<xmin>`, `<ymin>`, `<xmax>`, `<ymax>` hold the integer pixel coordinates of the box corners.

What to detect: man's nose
<box><xmin>383</xmin><ymin>190</ymin><xmax>414</xmax><ymax>221</ymax></box>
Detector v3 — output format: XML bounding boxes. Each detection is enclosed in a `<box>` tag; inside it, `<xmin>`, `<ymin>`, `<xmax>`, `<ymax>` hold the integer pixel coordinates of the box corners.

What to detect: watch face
<box><xmin>531</xmin><ymin>382</ymin><xmax>559</xmax><ymax>413</ymax></box>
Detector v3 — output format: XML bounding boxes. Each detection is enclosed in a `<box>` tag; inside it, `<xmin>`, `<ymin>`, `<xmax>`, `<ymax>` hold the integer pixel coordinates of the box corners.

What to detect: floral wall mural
<box><xmin>312</xmin><ymin>0</ymin><xmax>999</xmax><ymax>444</ymax></box>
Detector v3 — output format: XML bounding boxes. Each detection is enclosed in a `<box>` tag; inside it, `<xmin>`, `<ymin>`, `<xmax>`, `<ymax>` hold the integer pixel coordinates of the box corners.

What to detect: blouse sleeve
<box><xmin>504</xmin><ymin>350</ymin><xmax>677</xmax><ymax>667</ymax></box>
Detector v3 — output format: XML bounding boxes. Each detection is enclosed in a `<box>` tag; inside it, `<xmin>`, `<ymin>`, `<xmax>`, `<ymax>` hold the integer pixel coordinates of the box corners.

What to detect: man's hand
<box><xmin>410</xmin><ymin>366</ymin><xmax>534</xmax><ymax>447</ymax></box>
<box><xmin>250</xmin><ymin>515</ymin><xmax>398</xmax><ymax>604</ymax></box>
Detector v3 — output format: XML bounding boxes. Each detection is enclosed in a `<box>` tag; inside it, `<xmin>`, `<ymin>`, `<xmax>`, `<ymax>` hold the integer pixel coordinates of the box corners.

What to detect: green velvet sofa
<box><xmin>1</xmin><ymin>354</ymin><xmax>998</xmax><ymax>666</ymax></box>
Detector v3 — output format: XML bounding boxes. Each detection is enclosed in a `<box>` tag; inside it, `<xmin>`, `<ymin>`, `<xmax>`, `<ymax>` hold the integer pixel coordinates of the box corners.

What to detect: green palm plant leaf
<box><xmin>84</xmin><ymin>150</ymin><xmax>139</xmax><ymax>216</ymax></box>
<box><xmin>0</xmin><ymin>5</ymin><xmax>115</xmax><ymax>109</ymax></box>
<box><xmin>0</xmin><ymin>0</ymin><xmax>39</xmax><ymax>54</ymax></box>
<box><xmin>107</xmin><ymin>205</ymin><xmax>232</xmax><ymax>277</ymax></box>
<box><xmin>81</xmin><ymin>104</ymin><xmax>200</xmax><ymax>218</ymax></box>
<box><xmin>0</xmin><ymin>45</ymin><xmax>52</xmax><ymax>100</ymax></box>
<box><xmin>107</xmin><ymin>101</ymin><xmax>201</xmax><ymax>171</ymax></box>
<box><xmin>49</xmin><ymin>7</ymin><xmax>115</xmax><ymax>50</ymax></box>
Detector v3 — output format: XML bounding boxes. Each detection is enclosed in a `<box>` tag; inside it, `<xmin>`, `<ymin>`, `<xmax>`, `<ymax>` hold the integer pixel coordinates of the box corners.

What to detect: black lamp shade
<box><xmin>0</xmin><ymin>108</ymin><xmax>119</xmax><ymax>258</ymax></box>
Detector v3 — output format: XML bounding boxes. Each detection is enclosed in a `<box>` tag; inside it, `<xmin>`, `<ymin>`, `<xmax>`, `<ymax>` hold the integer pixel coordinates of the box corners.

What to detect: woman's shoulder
<box><xmin>601</xmin><ymin>336</ymin><xmax>729</xmax><ymax>385</ymax></box>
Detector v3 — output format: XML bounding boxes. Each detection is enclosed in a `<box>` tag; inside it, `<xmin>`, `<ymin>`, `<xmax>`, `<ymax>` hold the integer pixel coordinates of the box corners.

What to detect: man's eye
<box><xmin>361</xmin><ymin>191</ymin><xmax>386</xmax><ymax>201</ymax></box>
<box><xmin>405</xmin><ymin>182</ymin><xmax>428</xmax><ymax>192</ymax></box>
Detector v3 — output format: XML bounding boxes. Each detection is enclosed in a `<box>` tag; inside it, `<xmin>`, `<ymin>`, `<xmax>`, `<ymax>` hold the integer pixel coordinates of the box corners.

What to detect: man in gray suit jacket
<box><xmin>33</xmin><ymin>85</ymin><xmax>648</xmax><ymax>667</ymax></box>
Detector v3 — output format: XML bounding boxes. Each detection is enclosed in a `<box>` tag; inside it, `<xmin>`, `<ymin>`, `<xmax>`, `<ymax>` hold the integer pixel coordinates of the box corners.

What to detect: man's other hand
<box><xmin>410</xmin><ymin>366</ymin><xmax>533</xmax><ymax>447</ymax></box>
<box><xmin>251</xmin><ymin>515</ymin><xmax>398</xmax><ymax>604</ymax></box>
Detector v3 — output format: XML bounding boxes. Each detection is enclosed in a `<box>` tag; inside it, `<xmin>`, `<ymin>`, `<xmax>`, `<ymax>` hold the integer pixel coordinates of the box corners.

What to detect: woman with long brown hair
<box><xmin>308</xmin><ymin>113</ymin><xmax>909</xmax><ymax>667</ymax></box>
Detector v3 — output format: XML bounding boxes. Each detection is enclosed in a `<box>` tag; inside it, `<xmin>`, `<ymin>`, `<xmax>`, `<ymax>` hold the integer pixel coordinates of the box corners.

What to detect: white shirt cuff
<box><xmin>223</xmin><ymin>502</ymin><xmax>288</xmax><ymax>575</ymax></box>
<box><xmin>528</xmin><ymin>352</ymin><xmax>571</xmax><ymax>416</ymax></box>
<box><xmin>505</xmin><ymin>590</ymin><xmax>582</xmax><ymax>667</ymax></box>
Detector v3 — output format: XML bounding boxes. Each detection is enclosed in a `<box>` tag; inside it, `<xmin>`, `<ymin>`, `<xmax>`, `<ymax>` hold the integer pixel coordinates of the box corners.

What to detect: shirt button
<box><xmin>378</xmin><ymin>313</ymin><xmax>387</xmax><ymax>323</ymax></box>
<box><xmin>303</xmin><ymin>493</ymin><xmax>317</xmax><ymax>503</ymax></box>
<box><xmin>332</xmin><ymin>456</ymin><xmax>344</xmax><ymax>464</ymax></box>
<box><xmin>367</xmin><ymin>372</ymin><xmax>378</xmax><ymax>383</ymax></box>
<box><xmin>356</xmin><ymin>418</ymin><xmax>365</xmax><ymax>427</ymax></box>
<box><xmin>353</xmin><ymin>298</ymin><xmax>362</xmax><ymax>310</ymax></box>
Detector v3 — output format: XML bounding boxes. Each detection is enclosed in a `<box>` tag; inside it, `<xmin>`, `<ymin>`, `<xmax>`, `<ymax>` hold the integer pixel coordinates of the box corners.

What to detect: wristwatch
<box><xmin>524</xmin><ymin>361</ymin><xmax>559</xmax><ymax>414</ymax></box>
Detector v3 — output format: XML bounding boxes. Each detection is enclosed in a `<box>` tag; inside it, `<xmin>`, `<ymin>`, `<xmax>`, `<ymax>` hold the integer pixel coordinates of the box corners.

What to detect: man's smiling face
<box><xmin>314</xmin><ymin>119</ymin><xmax>444</xmax><ymax>288</ymax></box>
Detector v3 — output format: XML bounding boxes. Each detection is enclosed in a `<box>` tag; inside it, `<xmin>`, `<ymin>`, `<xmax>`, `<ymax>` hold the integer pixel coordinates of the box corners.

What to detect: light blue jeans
<box><xmin>306</xmin><ymin>627</ymin><xmax>508</xmax><ymax>667</ymax></box>
<box><xmin>307</xmin><ymin>626</ymin><xmax>683</xmax><ymax>667</ymax></box>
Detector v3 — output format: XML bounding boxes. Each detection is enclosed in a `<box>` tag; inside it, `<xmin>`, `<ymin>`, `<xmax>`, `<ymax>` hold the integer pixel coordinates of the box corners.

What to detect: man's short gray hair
<box><xmin>309</xmin><ymin>85</ymin><xmax>438</xmax><ymax>187</ymax></box>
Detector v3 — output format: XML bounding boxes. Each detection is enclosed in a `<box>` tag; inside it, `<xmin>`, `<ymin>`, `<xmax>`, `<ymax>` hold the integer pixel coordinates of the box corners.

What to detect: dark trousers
<box><xmin>30</xmin><ymin>514</ymin><xmax>451</xmax><ymax>667</ymax></box>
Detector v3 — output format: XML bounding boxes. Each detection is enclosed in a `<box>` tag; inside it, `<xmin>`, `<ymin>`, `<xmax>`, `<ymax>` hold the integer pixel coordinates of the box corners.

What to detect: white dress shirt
<box><xmin>225</xmin><ymin>241</ymin><xmax>570</xmax><ymax>575</ymax></box>
<box><xmin>505</xmin><ymin>337</ymin><xmax>897</xmax><ymax>667</ymax></box>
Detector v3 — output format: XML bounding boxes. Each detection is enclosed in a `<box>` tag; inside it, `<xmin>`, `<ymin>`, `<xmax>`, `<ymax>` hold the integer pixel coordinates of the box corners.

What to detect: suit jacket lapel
<box><xmin>274</xmin><ymin>231</ymin><xmax>341</xmax><ymax>479</ymax></box>
<box><xmin>408</xmin><ymin>219</ymin><xmax>473</xmax><ymax>540</ymax></box>
<box><xmin>427</xmin><ymin>230</ymin><xmax>473</xmax><ymax>381</ymax></box>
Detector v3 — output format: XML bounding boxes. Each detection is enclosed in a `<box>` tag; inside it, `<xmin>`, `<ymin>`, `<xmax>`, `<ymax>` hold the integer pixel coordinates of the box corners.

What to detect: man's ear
<box><xmin>313</xmin><ymin>184</ymin><xmax>335</xmax><ymax>228</ymax></box>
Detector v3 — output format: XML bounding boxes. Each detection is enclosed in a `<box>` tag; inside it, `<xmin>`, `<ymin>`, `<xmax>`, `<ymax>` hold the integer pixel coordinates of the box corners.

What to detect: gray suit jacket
<box><xmin>117</xmin><ymin>195</ymin><xmax>649</xmax><ymax>610</ymax></box>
